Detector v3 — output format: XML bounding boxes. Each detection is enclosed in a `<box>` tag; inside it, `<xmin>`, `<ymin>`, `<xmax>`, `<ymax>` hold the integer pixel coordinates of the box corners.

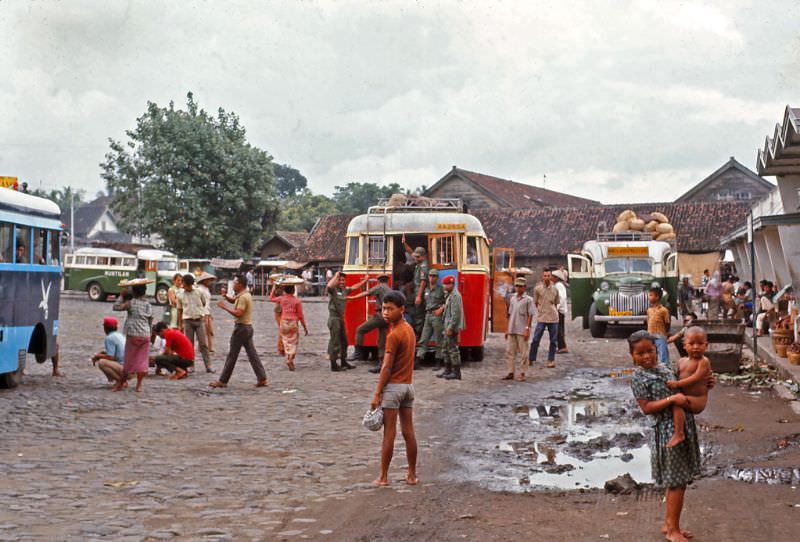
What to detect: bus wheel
<box><xmin>87</xmin><ymin>282</ymin><xmax>105</xmax><ymax>302</ymax></box>
<box><xmin>155</xmin><ymin>284</ymin><xmax>169</xmax><ymax>305</ymax></box>
<box><xmin>588</xmin><ymin>302</ymin><xmax>607</xmax><ymax>338</ymax></box>
<box><xmin>470</xmin><ymin>346</ymin><xmax>484</xmax><ymax>361</ymax></box>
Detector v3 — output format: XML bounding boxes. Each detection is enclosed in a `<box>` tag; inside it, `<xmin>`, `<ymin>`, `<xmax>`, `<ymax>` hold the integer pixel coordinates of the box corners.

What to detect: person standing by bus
<box><xmin>438</xmin><ymin>275</ymin><xmax>465</xmax><ymax>381</ymax></box>
<box><xmin>503</xmin><ymin>277</ymin><xmax>534</xmax><ymax>381</ymax></box>
<box><xmin>113</xmin><ymin>282</ymin><xmax>153</xmax><ymax>392</ymax></box>
<box><xmin>553</xmin><ymin>269</ymin><xmax>569</xmax><ymax>354</ymax></box>
<box><xmin>177</xmin><ymin>274</ymin><xmax>214</xmax><ymax>373</ymax></box>
<box><xmin>402</xmin><ymin>236</ymin><xmax>429</xmax><ymax>338</ymax></box>
<box><xmin>269</xmin><ymin>282</ymin><xmax>308</xmax><ymax>371</ymax></box>
<box><xmin>167</xmin><ymin>273</ymin><xmax>183</xmax><ymax>329</ymax></box>
<box><xmin>196</xmin><ymin>272</ymin><xmax>217</xmax><ymax>353</ymax></box>
<box><xmin>415</xmin><ymin>268</ymin><xmax>446</xmax><ymax>371</ymax></box>
<box><xmin>210</xmin><ymin>274</ymin><xmax>268</xmax><ymax>389</ymax></box>
<box><xmin>347</xmin><ymin>274</ymin><xmax>392</xmax><ymax>370</ymax></box>
<box><xmin>326</xmin><ymin>271</ymin><xmax>367</xmax><ymax>371</ymax></box>
<box><xmin>528</xmin><ymin>268</ymin><xmax>561</xmax><ymax>369</ymax></box>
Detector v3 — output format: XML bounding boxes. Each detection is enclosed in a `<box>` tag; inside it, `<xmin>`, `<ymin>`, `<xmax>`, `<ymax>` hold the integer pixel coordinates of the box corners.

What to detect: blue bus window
<box><xmin>49</xmin><ymin>231</ymin><xmax>60</xmax><ymax>265</ymax></box>
<box><xmin>34</xmin><ymin>228</ymin><xmax>47</xmax><ymax>265</ymax></box>
<box><xmin>15</xmin><ymin>225</ymin><xmax>31</xmax><ymax>264</ymax></box>
<box><xmin>0</xmin><ymin>223</ymin><xmax>11</xmax><ymax>262</ymax></box>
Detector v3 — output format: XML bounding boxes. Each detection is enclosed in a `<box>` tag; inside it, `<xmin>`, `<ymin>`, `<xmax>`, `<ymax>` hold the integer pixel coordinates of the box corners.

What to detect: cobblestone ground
<box><xmin>1</xmin><ymin>295</ymin><xmax>799</xmax><ymax>541</ymax></box>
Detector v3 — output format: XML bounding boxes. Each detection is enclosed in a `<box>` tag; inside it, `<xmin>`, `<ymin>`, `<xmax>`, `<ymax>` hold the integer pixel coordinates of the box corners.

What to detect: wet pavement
<box><xmin>1</xmin><ymin>296</ymin><xmax>799</xmax><ymax>541</ymax></box>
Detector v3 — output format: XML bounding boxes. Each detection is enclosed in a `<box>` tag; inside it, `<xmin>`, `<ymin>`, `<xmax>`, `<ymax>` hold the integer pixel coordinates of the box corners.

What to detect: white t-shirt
<box><xmin>555</xmin><ymin>281</ymin><xmax>568</xmax><ymax>315</ymax></box>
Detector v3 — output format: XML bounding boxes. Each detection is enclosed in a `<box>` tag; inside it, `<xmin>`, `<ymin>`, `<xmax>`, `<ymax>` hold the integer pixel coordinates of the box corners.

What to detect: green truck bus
<box><xmin>63</xmin><ymin>247</ymin><xmax>138</xmax><ymax>301</ymax></box>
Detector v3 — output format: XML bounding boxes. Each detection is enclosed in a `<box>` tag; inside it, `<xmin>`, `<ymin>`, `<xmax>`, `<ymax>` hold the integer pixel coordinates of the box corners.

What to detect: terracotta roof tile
<box><xmin>456</xmin><ymin>168</ymin><xmax>600</xmax><ymax>208</ymax></box>
<box><xmin>282</xmin><ymin>214</ymin><xmax>352</xmax><ymax>263</ymax></box>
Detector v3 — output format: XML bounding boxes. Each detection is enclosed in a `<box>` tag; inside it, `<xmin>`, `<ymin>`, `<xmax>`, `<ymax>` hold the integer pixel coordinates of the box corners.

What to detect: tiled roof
<box><xmin>674</xmin><ymin>157</ymin><xmax>773</xmax><ymax>202</ymax></box>
<box><xmin>473</xmin><ymin>201</ymin><xmax>752</xmax><ymax>255</ymax></box>
<box><xmin>449</xmin><ymin>168</ymin><xmax>600</xmax><ymax>207</ymax></box>
<box><xmin>281</xmin><ymin>214</ymin><xmax>352</xmax><ymax>263</ymax></box>
<box><xmin>282</xmin><ymin>201</ymin><xmax>750</xmax><ymax>264</ymax></box>
<box><xmin>62</xmin><ymin>196</ymin><xmax>114</xmax><ymax>237</ymax></box>
<box><xmin>274</xmin><ymin>230</ymin><xmax>309</xmax><ymax>248</ymax></box>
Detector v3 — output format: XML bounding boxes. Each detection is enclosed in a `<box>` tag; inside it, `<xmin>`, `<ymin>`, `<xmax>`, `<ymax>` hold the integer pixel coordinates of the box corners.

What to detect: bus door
<box><xmin>429</xmin><ymin>233</ymin><xmax>459</xmax><ymax>284</ymax></box>
<box><xmin>490</xmin><ymin>248</ymin><xmax>515</xmax><ymax>333</ymax></box>
<box><xmin>139</xmin><ymin>259</ymin><xmax>158</xmax><ymax>296</ymax></box>
<box><xmin>567</xmin><ymin>254</ymin><xmax>593</xmax><ymax>320</ymax></box>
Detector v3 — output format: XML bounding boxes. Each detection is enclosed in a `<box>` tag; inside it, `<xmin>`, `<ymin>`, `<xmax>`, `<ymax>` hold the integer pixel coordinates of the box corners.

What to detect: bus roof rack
<box><xmin>368</xmin><ymin>195</ymin><xmax>463</xmax><ymax>214</ymax></box>
<box><xmin>597</xmin><ymin>231</ymin><xmax>654</xmax><ymax>242</ymax></box>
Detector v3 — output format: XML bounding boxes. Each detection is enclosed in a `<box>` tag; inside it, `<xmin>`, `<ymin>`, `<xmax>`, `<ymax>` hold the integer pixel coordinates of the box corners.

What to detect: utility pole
<box><xmin>748</xmin><ymin>210</ymin><xmax>756</xmax><ymax>360</ymax></box>
<box><xmin>70</xmin><ymin>190</ymin><xmax>75</xmax><ymax>252</ymax></box>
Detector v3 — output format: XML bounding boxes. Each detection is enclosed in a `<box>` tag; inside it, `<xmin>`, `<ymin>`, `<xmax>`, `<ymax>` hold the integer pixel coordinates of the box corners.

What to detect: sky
<box><xmin>1</xmin><ymin>0</ymin><xmax>798</xmax><ymax>204</ymax></box>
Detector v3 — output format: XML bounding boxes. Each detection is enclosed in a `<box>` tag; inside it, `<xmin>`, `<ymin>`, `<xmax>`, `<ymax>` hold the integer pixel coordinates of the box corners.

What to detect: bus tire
<box><xmin>588</xmin><ymin>302</ymin><xmax>607</xmax><ymax>338</ymax></box>
<box><xmin>582</xmin><ymin>313</ymin><xmax>590</xmax><ymax>329</ymax></box>
<box><xmin>470</xmin><ymin>346</ymin><xmax>484</xmax><ymax>361</ymax></box>
<box><xmin>0</xmin><ymin>367</ymin><xmax>21</xmax><ymax>388</ymax></box>
<box><xmin>87</xmin><ymin>282</ymin><xmax>105</xmax><ymax>302</ymax></box>
<box><xmin>155</xmin><ymin>284</ymin><xmax>169</xmax><ymax>305</ymax></box>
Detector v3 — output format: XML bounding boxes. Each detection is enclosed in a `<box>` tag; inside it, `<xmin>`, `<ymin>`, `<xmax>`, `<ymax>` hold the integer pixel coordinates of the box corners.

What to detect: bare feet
<box><xmin>255</xmin><ymin>379</ymin><xmax>268</xmax><ymax>387</ymax></box>
<box><xmin>405</xmin><ymin>473</ymin><xmax>418</xmax><ymax>485</ymax></box>
<box><xmin>546</xmin><ymin>361</ymin><xmax>555</xmax><ymax>368</ymax></box>
<box><xmin>662</xmin><ymin>525</ymin><xmax>693</xmax><ymax>538</ymax></box>
<box><xmin>557</xmin><ymin>348</ymin><xmax>569</xmax><ymax>354</ymax></box>
<box><xmin>664</xmin><ymin>528</ymin><xmax>690</xmax><ymax>542</ymax></box>
<box><xmin>517</xmin><ymin>373</ymin><xmax>526</xmax><ymax>382</ymax></box>
<box><xmin>52</xmin><ymin>370</ymin><xmax>64</xmax><ymax>377</ymax></box>
<box><xmin>208</xmin><ymin>381</ymin><xmax>227</xmax><ymax>388</ymax></box>
<box><xmin>667</xmin><ymin>432</ymin><xmax>686</xmax><ymax>448</ymax></box>
<box><xmin>372</xmin><ymin>478</ymin><xmax>390</xmax><ymax>487</ymax></box>
<box><xmin>502</xmin><ymin>373</ymin><xmax>514</xmax><ymax>380</ymax></box>
<box><xmin>287</xmin><ymin>359</ymin><xmax>295</xmax><ymax>371</ymax></box>
<box><xmin>111</xmin><ymin>382</ymin><xmax>125</xmax><ymax>392</ymax></box>
<box><xmin>170</xmin><ymin>369</ymin><xmax>188</xmax><ymax>380</ymax></box>
<box><xmin>135</xmin><ymin>385</ymin><xmax>143</xmax><ymax>392</ymax></box>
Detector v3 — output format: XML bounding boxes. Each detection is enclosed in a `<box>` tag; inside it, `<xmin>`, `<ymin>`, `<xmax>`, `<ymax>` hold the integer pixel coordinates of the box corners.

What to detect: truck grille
<box><xmin>610</xmin><ymin>290</ymin><xmax>648</xmax><ymax>315</ymax></box>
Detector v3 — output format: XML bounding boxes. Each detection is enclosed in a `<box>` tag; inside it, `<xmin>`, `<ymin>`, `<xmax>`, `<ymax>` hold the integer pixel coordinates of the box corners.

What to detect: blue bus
<box><xmin>0</xmin><ymin>188</ymin><xmax>62</xmax><ymax>388</ymax></box>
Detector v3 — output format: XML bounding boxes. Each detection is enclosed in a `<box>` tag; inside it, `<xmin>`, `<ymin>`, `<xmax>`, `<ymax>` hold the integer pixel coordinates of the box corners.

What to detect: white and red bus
<box><xmin>342</xmin><ymin>198</ymin><xmax>493</xmax><ymax>360</ymax></box>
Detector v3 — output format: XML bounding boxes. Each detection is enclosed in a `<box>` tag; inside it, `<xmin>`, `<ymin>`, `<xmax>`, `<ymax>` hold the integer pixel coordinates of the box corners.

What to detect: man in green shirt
<box><xmin>326</xmin><ymin>271</ymin><xmax>367</xmax><ymax>371</ymax></box>
<box><xmin>403</xmin><ymin>237</ymin><xmax>429</xmax><ymax>338</ymax></box>
<box><xmin>415</xmin><ymin>268</ymin><xmax>446</xmax><ymax>370</ymax></box>
<box><xmin>438</xmin><ymin>275</ymin><xmax>466</xmax><ymax>381</ymax></box>
<box><xmin>347</xmin><ymin>274</ymin><xmax>392</xmax><ymax>372</ymax></box>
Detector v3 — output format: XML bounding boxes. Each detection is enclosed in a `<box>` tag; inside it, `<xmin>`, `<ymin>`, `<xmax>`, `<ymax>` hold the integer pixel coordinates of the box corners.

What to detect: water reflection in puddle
<box><xmin>448</xmin><ymin>368</ymin><xmax>654</xmax><ymax>492</ymax></box>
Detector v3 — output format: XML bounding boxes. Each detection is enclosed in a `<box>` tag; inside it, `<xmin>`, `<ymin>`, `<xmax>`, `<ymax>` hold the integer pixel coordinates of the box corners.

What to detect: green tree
<box><xmin>29</xmin><ymin>185</ymin><xmax>87</xmax><ymax>213</ymax></box>
<box><xmin>277</xmin><ymin>189</ymin><xmax>337</xmax><ymax>231</ymax></box>
<box><xmin>274</xmin><ymin>163</ymin><xmax>308</xmax><ymax>198</ymax></box>
<box><xmin>331</xmin><ymin>182</ymin><xmax>403</xmax><ymax>215</ymax></box>
<box><xmin>101</xmin><ymin>93</ymin><xmax>279</xmax><ymax>258</ymax></box>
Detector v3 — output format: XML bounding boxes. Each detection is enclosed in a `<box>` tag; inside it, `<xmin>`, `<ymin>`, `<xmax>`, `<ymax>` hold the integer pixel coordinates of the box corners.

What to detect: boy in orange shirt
<box><xmin>647</xmin><ymin>286</ymin><xmax>672</xmax><ymax>365</ymax></box>
<box><xmin>371</xmin><ymin>290</ymin><xmax>418</xmax><ymax>487</ymax></box>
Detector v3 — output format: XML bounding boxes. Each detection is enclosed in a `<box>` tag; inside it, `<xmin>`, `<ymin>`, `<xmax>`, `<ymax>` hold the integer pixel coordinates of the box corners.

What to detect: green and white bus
<box><xmin>63</xmin><ymin>247</ymin><xmax>138</xmax><ymax>301</ymax></box>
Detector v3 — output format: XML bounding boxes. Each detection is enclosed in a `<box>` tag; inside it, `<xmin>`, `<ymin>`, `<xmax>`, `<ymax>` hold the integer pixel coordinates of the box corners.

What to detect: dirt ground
<box><xmin>1</xmin><ymin>295</ymin><xmax>799</xmax><ymax>541</ymax></box>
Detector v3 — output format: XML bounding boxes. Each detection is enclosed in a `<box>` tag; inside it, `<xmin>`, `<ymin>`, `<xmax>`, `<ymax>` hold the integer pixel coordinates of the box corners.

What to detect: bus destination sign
<box><xmin>607</xmin><ymin>246</ymin><xmax>649</xmax><ymax>256</ymax></box>
<box><xmin>436</xmin><ymin>223</ymin><xmax>465</xmax><ymax>231</ymax></box>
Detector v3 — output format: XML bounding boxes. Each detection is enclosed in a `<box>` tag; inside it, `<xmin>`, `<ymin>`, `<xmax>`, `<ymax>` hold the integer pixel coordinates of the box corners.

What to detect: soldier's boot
<box><xmin>444</xmin><ymin>366</ymin><xmax>462</xmax><ymax>380</ymax></box>
<box><xmin>368</xmin><ymin>364</ymin><xmax>381</xmax><ymax>374</ymax></box>
<box><xmin>436</xmin><ymin>363</ymin><xmax>451</xmax><ymax>378</ymax></box>
<box><xmin>330</xmin><ymin>359</ymin><xmax>342</xmax><ymax>372</ymax></box>
<box><xmin>348</xmin><ymin>346</ymin><xmax>366</xmax><ymax>361</ymax></box>
<box><xmin>340</xmin><ymin>358</ymin><xmax>355</xmax><ymax>370</ymax></box>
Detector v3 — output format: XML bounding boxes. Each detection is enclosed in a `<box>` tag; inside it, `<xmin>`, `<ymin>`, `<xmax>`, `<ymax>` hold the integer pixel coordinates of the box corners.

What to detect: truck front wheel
<box><xmin>588</xmin><ymin>302</ymin><xmax>607</xmax><ymax>338</ymax></box>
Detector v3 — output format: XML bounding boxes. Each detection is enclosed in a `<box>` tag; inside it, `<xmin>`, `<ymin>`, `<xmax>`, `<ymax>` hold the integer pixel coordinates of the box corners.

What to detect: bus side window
<box><xmin>466</xmin><ymin>236</ymin><xmax>479</xmax><ymax>265</ymax></box>
<box><xmin>0</xmin><ymin>222</ymin><xmax>12</xmax><ymax>262</ymax></box>
<box><xmin>15</xmin><ymin>226</ymin><xmax>31</xmax><ymax>264</ymax></box>
<box><xmin>124</xmin><ymin>258</ymin><xmax>135</xmax><ymax>267</ymax></box>
<box><xmin>346</xmin><ymin>237</ymin><xmax>360</xmax><ymax>265</ymax></box>
<box><xmin>49</xmin><ymin>231</ymin><xmax>60</xmax><ymax>265</ymax></box>
<box><xmin>85</xmin><ymin>256</ymin><xmax>97</xmax><ymax>266</ymax></box>
<box><xmin>367</xmin><ymin>235</ymin><xmax>386</xmax><ymax>265</ymax></box>
<box><xmin>75</xmin><ymin>255</ymin><xmax>86</xmax><ymax>265</ymax></box>
<box><xmin>34</xmin><ymin>229</ymin><xmax>47</xmax><ymax>265</ymax></box>
<box><xmin>96</xmin><ymin>256</ymin><xmax>109</xmax><ymax>266</ymax></box>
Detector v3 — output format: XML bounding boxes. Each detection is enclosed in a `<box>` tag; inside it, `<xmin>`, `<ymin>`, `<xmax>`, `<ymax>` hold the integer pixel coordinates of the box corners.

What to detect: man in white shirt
<box><xmin>553</xmin><ymin>269</ymin><xmax>569</xmax><ymax>354</ymax></box>
<box><xmin>503</xmin><ymin>277</ymin><xmax>534</xmax><ymax>381</ymax></box>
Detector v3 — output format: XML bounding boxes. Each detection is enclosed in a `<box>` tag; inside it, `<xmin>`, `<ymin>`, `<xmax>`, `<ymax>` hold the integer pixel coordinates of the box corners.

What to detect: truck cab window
<box><xmin>346</xmin><ymin>237</ymin><xmax>360</xmax><ymax>265</ymax></box>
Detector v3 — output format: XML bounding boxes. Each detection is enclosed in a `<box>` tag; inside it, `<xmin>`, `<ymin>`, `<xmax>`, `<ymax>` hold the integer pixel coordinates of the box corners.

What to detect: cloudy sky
<box><xmin>1</xmin><ymin>0</ymin><xmax>798</xmax><ymax>203</ymax></box>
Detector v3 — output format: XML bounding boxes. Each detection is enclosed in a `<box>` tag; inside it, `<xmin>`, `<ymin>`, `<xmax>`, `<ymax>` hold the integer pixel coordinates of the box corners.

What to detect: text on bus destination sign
<box><xmin>436</xmin><ymin>223</ymin><xmax>466</xmax><ymax>231</ymax></box>
<box><xmin>607</xmin><ymin>246</ymin><xmax>649</xmax><ymax>256</ymax></box>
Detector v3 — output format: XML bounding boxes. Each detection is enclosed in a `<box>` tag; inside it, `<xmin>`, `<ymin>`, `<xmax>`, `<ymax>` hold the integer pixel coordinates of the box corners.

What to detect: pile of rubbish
<box><xmin>612</xmin><ymin>209</ymin><xmax>675</xmax><ymax>242</ymax></box>
<box><xmin>717</xmin><ymin>361</ymin><xmax>800</xmax><ymax>396</ymax></box>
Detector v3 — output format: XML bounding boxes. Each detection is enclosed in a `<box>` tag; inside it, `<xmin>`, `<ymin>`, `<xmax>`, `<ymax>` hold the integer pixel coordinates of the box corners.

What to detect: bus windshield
<box><xmin>158</xmin><ymin>260</ymin><xmax>178</xmax><ymax>271</ymax></box>
<box><xmin>604</xmin><ymin>258</ymin><xmax>653</xmax><ymax>274</ymax></box>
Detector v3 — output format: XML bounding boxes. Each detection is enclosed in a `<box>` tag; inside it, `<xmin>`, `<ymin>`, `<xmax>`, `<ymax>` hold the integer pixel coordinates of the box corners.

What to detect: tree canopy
<box><xmin>331</xmin><ymin>182</ymin><xmax>403</xmax><ymax>215</ymax></box>
<box><xmin>29</xmin><ymin>185</ymin><xmax>87</xmax><ymax>214</ymax></box>
<box><xmin>274</xmin><ymin>163</ymin><xmax>308</xmax><ymax>198</ymax></box>
<box><xmin>101</xmin><ymin>93</ymin><xmax>278</xmax><ymax>258</ymax></box>
<box><xmin>276</xmin><ymin>189</ymin><xmax>337</xmax><ymax>232</ymax></box>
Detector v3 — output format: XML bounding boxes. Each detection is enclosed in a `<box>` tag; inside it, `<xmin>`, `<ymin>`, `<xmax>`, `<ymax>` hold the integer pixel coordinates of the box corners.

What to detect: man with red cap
<box><xmin>91</xmin><ymin>317</ymin><xmax>128</xmax><ymax>387</ymax></box>
<box><xmin>438</xmin><ymin>275</ymin><xmax>465</xmax><ymax>380</ymax></box>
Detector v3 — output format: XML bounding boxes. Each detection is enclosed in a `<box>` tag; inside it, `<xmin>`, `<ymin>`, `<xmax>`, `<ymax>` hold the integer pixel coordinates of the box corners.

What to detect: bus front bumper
<box><xmin>593</xmin><ymin>315</ymin><xmax>647</xmax><ymax>323</ymax></box>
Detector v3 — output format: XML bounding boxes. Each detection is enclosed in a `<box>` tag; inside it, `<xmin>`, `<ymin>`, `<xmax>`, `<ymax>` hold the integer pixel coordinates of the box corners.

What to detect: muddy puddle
<box><xmin>447</xmin><ymin>368</ymin><xmax>656</xmax><ymax>492</ymax></box>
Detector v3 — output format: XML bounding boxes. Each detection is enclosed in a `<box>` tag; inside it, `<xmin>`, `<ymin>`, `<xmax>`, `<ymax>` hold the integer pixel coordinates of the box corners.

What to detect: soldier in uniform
<box><xmin>403</xmin><ymin>236</ymin><xmax>429</xmax><ymax>338</ymax></box>
<box><xmin>347</xmin><ymin>274</ymin><xmax>392</xmax><ymax>373</ymax></box>
<box><xmin>326</xmin><ymin>271</ymin><xmax>367</xmax><ymax>371</ymax></box>
<box><xmin>438</xmin><ymin>275</ymin><xmax>465</xmax><ymax>381</ymax></box>
<box><xmin>414</xmin><ymin>268</ymin><xmax>446</xmax><ymax>371</ymax></box>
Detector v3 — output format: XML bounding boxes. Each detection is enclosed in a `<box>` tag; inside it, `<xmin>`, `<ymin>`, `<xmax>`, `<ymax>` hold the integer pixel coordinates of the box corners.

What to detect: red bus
<box><xmin>342</xmin><ymin>198</ymin><xmax>492</xmax><ymax>360</ymax></box>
